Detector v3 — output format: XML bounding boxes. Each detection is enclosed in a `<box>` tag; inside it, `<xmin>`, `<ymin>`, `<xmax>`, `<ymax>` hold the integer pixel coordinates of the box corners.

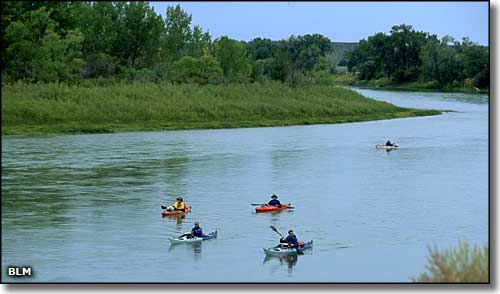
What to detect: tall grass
<box><xmin>412</xmin><ymin>241</ymin><xmax>489</xmax><ymax>283</ymax></box>
<box><xmin>2</xmin><ymin>80</ymin><xmax>440</xmax><ymax>135</ymax></box>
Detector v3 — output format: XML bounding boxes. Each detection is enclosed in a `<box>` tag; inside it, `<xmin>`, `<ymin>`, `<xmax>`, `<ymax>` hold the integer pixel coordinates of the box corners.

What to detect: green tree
<box><xmin>185</xmin><ymin>25</ymin><xmax>211</xmax><ymax>58</ymax></box>
<box><xmin>172</xmin><ymin>55</ymin><xmax>223</xmax><ymax>84</ymax></box>
<box><xmin>162</xmin><ymin>4</ymin><xmax>192</xmax><ymax>62</ymax></box>
<box><xmin>213</xmin><ymin>36</ymin><xmax>251</xmax><ymax>82</ymax></box>
<box><xmin>4</xmin><ymin>7</ymin><xmax>85</xmax><ymax>82</ymax></box>
<box><xmin>420</xmin><ymin>35</ymin><xmax>462</xmax><ymax>88</ymax></box>
<box><xmin>114</xmin><ymin>2</ymin><xmax>163</xmax><ymax>69</ymax></box>
<box><xmin>74</xmin><ymin>2</ymin><xmax>120</xmax><ymax>78</ymax></box>
<box><xmin>459</xmin><ymin>38</ymin><xmax>488</xmax><ymax>88</ymax></box>
<box><xmin>245</xmin><ymin>37</ymin><xmax>277</xmax><ymax>61</ymax></box>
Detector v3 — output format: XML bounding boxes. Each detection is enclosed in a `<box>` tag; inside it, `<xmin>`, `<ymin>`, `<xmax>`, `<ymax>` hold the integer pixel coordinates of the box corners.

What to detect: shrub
<box><xmin>412</xmin><ymin>241</ymin><xmax>488</xmax><ymax>283</ymax></box>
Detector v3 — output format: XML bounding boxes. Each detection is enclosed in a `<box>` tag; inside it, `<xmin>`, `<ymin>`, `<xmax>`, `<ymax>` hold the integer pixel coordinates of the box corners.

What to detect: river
<box><xmin>1</xmin><ymin>88</ymin><xmax>488</xmax><ymax>282</ymax></box>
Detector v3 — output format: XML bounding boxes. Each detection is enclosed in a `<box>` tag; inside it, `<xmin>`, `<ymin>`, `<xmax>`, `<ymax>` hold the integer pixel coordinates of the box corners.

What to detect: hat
<box><xmin>271</xmin><ymin>194</ymin><xmax>278</xmax><ymax>198</ymax></box>
<box><xmin>194</xmin><ymin>221</ymin><xmax>199</xmax><ymax>225</ymax></box>
<box><xmin>176</xmin><ymin>197</ymin><xmax>183</xmax><ymax>201</ymax></box>
<box><xmin>288</xmin><ymin>230</ymin><xmax>294</xmax><ymax>234</ymax></box>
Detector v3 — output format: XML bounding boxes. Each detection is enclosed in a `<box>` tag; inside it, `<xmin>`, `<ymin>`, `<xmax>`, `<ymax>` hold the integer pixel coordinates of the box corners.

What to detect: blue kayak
<box><xmin>170</xmin><ymin>231</ymin><xmax>217</xmax><ymax>244</ymax></box>
<box><xmin>263</xmin><ymin>240</ymin><xmax>313</xmax><ymax>256</ymax></box>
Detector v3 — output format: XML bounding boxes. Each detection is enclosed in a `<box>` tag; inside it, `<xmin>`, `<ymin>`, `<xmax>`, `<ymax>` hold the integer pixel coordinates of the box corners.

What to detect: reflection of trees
<box><xmin>1</xmin><ymin>140</ymin><xmax>194</xmax><ymax>231</ymax></box>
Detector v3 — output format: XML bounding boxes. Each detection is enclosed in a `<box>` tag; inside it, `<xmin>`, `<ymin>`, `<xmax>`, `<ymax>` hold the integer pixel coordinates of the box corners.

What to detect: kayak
<box><xmin>169</xmin><ymin>231</ymin><xmax>217</xmax><ymax>244</ymax></box>
<box><xmin>263</xmin><ymin>240</ymin><xmax>313</xmax><ymax>256</ymax></box>
<box><xmin>162</xmin><ymin>207</ymin><xmax>191</xmax><ymax>216</ymax></box>
<box><xmin>375</xmin><ymin>144</ymin><xmax>398</xmax><ymax>150</ymax></box>
<box><xmin>255</xmin><ymin>203</ymin><xmax>292</xmax><ymax>213</ymax></box>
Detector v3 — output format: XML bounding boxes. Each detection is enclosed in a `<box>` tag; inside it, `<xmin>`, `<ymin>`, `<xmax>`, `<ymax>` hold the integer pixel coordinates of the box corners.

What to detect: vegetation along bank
<box><xmin>2</xmin><ymin>82</ymin><xmax>441</xmax><ymax>136</ymax></box>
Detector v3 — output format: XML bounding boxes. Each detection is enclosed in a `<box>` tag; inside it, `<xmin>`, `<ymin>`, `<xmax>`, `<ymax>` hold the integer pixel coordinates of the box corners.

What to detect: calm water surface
<box><xmin>2</xmin><ymin>88</ymin><xmax>488</xmax><ymax>282</ymax></box>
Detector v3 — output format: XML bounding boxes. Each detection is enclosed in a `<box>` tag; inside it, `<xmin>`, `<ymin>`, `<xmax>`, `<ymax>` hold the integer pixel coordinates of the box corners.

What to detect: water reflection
<box><xmin>162</xmin><ymin>214</ymin><xmax>187</xmax><ymax>228</ymax></box>
<box><xmin>263</xmin><ymin>254</ymin><xmax>298</xmax><ymax>273</ymax></box>
<box><xmin>168</xmin><ymin>242</ymin><xmax>203</xmax><ymax>261</ymax></box>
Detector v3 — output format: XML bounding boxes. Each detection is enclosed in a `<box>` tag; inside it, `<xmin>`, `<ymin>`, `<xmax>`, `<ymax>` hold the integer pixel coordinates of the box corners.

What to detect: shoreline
<box><xmin>2</xmin><ymin>109</ymin><xmax>442</xmax><ymax>136</ymax></box>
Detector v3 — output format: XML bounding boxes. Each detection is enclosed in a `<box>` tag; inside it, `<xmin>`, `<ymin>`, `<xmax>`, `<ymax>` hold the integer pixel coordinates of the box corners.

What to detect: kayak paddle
<box><xmin>270</xmin><ymin>225</ymin><xmax>285</xmax><ymax>238</ymax></box>
<box><xmin>251</xmin><ymin>203</ymin><xmax>266</xmax><ymax>206</ymax></box>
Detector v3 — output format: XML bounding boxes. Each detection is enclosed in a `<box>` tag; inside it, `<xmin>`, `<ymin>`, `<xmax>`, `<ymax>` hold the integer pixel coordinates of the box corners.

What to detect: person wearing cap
<box><xmin>172</xmin><ymin>197</ymin><xmax>186</xmax><ymax>211</ymax></box>
<box><xmin>268</xmin><ymin>194</ymin><xmax>282</xmax><ymax>207</ymax></box>
<box><xmin>279</xmin><ymin>230</ymin><xmax>299</xmax><ymax>249</ymax></box>
<box><xmin>191</xmin><ymin>222</ymin><xmax>205</xmax><ymax>237</ymax></box>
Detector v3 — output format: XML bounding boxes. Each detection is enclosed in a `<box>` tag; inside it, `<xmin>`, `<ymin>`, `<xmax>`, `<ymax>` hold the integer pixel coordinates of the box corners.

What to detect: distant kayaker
<box><xmin>385</xmin><ymin>140</ymin><xmax>394</xmax><ymax>147</ymax></box>
<box><xmin>268</xmin><ymin>194</ymin><xmax>282</xmax><ymax>207</ymax></box>
<box><xmin>191</xmin><ymin>221</ymin><xmax>205</xmax><ymax>237</ymax></box>
<box><xmin>172</xmin><ymin>197</ymin><xmax>186</xmax><ymax>212</ymax></box>
<box><xmin>280</xmin><ymin>230</ymin><xmax>299</xmax><ymax>249</ymax></box>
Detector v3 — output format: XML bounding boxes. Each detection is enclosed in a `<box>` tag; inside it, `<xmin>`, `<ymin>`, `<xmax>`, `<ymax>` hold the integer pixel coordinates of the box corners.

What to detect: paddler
<box><xmin>268</xmin><ymin>194</ymin><xmax>282</xmax><ymax>207</ymax></box>
<box><xmin>191</xmin><ymin>221</ymin><xmax>205</xmax><ymax>237</ymax></box>
<box><xmin>279</xmin><ymin>229</ymin><xmax>300</xmax><ymax>249</ymax></box>
<box><xmin>172</xmin><ymin>197</ymin><xmax>187</xmax><ymax>211</ymax></box>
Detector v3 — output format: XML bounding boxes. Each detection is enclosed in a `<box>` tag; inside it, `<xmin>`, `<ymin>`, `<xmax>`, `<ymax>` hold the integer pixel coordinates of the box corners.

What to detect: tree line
<box><xmin>346</xmin><ymin>24</ymin><xmax>489</xmax><ymax>89</ymax></box>
<box><xmin>1</xmin><ymin>2</ymin><xmax>335</xmax><ymax>86</ymax></box>
<box><xmin>1</xmin><ymin>2</ymin><xmax>488</xmax><ymax>90</ymax></box>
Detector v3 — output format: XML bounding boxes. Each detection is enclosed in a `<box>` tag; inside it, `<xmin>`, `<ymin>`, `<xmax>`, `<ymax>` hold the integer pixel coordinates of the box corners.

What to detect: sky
<box><xmin>150</xmin><ymin>1</ymin><xmax>489</xmax><ymax>45</ymax></box>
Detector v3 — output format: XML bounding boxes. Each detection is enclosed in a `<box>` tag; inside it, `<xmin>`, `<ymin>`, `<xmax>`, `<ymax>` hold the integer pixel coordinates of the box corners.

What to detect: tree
<box><xmin>287</xmin><ymin>34</ymin><xmax>333</xmax><ymax>72</ymax></box>
<box><xmin>172</xmin><ymin>55</ymin><xmax>223</xmax><ymax>84</ymax></box>
<box><xmin>245</xmin><ymin>37</ymin><xmax>276</xmax><ymax>61</ymax></box>
<box><xmin>459</xmin><ymin>38</ymin><xmax>488</xmax><ymax>88</ymax></box>
<box><xmin>162</xmin><ymin>4</ymin><xmax>192</xmax><ymax>62</ymax></box>
<box><xmin>4</xmin><ymin>7</ymin><xmax>85</xmax><ymax>82</ymax></box>
<box><xmin>213</xmin><ymin>36</ymin><xmax>251</xmax><ymax>82</ymax></box>
<box><xmin>114</xmin><ymin>2</ymin><xmax>163</xmax><ymax>68</ymax></box>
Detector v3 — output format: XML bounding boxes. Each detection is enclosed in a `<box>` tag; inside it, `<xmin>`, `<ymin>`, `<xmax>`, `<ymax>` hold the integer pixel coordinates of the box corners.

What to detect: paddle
<box><xmin>270</xmin><ymin>225</ymin><xmax>285</xmax><ymax>238</ymax></box>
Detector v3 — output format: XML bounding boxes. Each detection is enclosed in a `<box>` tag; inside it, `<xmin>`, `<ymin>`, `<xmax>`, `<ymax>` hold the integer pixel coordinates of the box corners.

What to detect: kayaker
<box><xmin>385</xmin><ymin>140</ymin><xmax>394</xmax><ymax>147</ymax></box>
<box><xmin>191</xmin><ymin>221</ymin><xmax>205</xmax><ymax>237</ymax></box>
<box><xmin>172</xmin><ymin>197</ymin><xmax>186</xmax><ymax>212</ymax></box>
<box><xmin>279</xmin><ymin>230</ymin><xmax>299</xmax><ymax>249</ymax></box>
<box><xmin>268</xmin><ymin>194</ymin><xmax>282</xmax><ymax>207</ymax></box>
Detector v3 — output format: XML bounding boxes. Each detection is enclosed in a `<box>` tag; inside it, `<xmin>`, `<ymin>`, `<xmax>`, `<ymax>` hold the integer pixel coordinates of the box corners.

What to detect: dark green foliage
<box><xmin>213</xmin><ymin>36</ymin><xmax>251</xmax><ymax>82</ymax></box>
<box><xmin>1</xmin><ymin>3</ymin><xmax>487</xmax><ymax>92</ymax></box>
<box><xmin>347</xmin><ymin>24</ymin><xmax>488</xmax><ymax>90</ymax></box>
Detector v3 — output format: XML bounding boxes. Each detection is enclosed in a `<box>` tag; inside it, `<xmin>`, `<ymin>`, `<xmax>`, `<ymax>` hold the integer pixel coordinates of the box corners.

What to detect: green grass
<box><xmin>412</xmin><ymin>241</ymin><xmax>489</xmax><ymax>283</ymax></box>
<box><xmin>2</xmin><ymin>81</ymin><xmax>441</xmax><ymax>135</ymax></box>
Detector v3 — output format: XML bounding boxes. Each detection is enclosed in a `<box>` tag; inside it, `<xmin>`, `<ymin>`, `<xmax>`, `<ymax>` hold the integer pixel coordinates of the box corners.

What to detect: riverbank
<box><xmin>2</xmin><ymin>81</ymin><xmax>441</xmax><ymax>136</ymax></box>
<box><xmin>328</xmin><ymin>74</ymin><xmax>489</xmax><ymax>94</ymax></box>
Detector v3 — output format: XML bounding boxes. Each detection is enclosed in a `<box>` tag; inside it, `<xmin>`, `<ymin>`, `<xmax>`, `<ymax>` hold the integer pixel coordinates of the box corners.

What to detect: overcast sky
<box><xmin>150</xmin><ymin>1</ymin><xmax>488</xmax><ymax>45</ymax></box>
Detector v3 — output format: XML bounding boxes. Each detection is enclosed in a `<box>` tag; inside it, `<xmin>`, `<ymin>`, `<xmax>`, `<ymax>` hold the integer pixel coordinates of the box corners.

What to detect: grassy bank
<box><xmin>2</xmin><ymin>81</ymin><xmax>441</xmax><ymax>135</ymax></box>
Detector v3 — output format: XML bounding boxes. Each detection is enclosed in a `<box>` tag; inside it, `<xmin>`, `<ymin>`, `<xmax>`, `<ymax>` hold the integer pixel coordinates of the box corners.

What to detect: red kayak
<box><xmin>255</xmin><ymin>203</ymin><xmax>292</xmax><ymax>213</ymax></box>
<box><xmin>162</xmin><ymin>207</ymin><xmax>191</xmax><ymax>216</ymax></box>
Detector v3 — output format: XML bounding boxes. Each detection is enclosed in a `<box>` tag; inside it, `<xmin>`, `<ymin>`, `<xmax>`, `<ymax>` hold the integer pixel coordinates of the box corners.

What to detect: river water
<box><xmin>1</xmin><ymin>88</ymin><xmax>488</xmax><ymax>282</ymax></box>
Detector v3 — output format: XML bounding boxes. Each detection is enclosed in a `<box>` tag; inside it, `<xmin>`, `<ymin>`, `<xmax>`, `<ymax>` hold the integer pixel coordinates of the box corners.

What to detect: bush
<box><xmin>412</xmin><ymin>241</ymin><xmax>488</xmax><ymax>283</ymax></box>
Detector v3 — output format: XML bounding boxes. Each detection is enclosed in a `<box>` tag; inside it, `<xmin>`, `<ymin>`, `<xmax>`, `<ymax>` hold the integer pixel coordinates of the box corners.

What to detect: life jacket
<box><xmin>173</xmin><ymin>201</ymin><xmax>186</xmax><ymax>210</ymax></box>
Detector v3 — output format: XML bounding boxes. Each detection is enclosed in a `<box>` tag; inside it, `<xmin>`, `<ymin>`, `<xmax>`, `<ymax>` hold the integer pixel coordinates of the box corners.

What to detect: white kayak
<box><xmin>375</xmin><ymin>144</ymin><xmax>398</xmax><ymax>150</ymax></box>
<box><xmin>263</xmin><ymin>240</ymin><xmax>313</xmax><ymax>256</ymax></box>
<box><xmin>169</xmin><ymin>231</ymin><xmax>217</xmax><ymax>244</ymax></box>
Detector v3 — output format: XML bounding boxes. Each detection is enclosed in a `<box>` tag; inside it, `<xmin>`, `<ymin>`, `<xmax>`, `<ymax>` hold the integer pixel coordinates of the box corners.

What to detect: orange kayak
<box><xmin>162</xmin><ymin>207</ymin><xmax>191</xmax><ymax>216</ymax></box>
<box><xmin>255</xmin><ymin>204</ymin><xmax>291</xmax><ymax>213</ymax></box>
